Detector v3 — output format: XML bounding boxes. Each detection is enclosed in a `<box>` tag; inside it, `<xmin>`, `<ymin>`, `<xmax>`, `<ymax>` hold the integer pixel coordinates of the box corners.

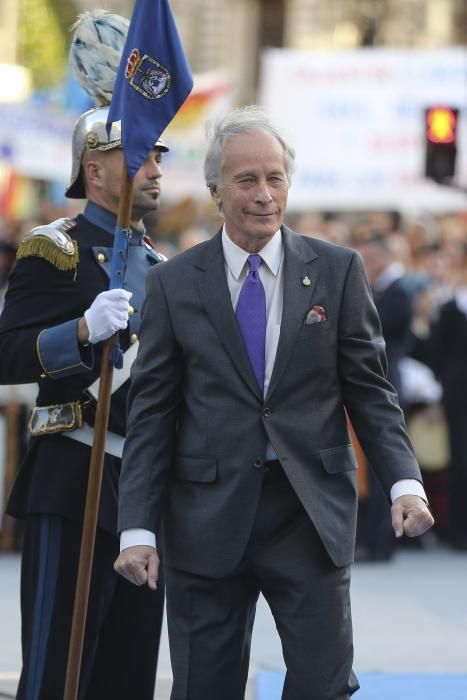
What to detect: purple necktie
<box><xmin>236</xmin><ymin>254</ymin><xmax>266</xmax><ymax>393</ymax></box>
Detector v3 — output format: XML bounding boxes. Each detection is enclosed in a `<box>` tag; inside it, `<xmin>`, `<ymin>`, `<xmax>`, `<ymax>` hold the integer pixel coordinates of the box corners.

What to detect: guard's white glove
<box><xmin>84</xmin><ymin>289</ymin><xmax>133</xmax><ymax>344</ymax></box>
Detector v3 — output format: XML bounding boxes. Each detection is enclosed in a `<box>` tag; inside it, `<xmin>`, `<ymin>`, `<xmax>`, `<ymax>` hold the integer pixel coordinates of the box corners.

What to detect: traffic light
<box><xmin>424</xmin><ymin>106</ymin><xmax>458</xmax><ymax>182</ymax></box>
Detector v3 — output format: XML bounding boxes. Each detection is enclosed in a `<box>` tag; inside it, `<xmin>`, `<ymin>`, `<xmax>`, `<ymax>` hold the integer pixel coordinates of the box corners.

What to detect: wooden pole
<box><xmin>64</xmin><ymin>162</ymin><xmax>134</xmax><ymax>700</ymax></box>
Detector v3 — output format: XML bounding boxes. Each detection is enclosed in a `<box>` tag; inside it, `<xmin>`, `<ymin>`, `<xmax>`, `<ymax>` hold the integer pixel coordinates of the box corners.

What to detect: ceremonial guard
<box><xmin>0</xmin><ymin>12</ymin><xmax>166</xmax><ymax>700</ymax></box>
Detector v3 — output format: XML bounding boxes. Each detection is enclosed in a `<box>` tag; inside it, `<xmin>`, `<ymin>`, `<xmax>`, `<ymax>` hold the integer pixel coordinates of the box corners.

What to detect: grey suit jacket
<box><xmin>119</xmin><ymin>227</ymin><xmax>421</xmax><ymax>576</ymax></box>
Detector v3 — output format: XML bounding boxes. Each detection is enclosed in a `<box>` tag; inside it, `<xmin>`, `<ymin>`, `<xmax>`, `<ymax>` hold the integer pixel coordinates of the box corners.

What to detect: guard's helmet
<box><xmin>65</xmin><ymin>105</ymin><xmax>169</xmax><ymax>199</ymax></box>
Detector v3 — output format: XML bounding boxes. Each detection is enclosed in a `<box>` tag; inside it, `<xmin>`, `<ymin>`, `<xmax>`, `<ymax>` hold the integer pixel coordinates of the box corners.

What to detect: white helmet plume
<box><xmin>69</xmin><ymin>10</ymin><xmax>129</xmax><ymax>106</ymax></box>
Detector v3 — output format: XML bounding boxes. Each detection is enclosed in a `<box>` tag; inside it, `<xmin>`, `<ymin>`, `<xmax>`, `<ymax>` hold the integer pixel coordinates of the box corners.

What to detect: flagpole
<box><xmin>64</xmin><ymin>162</ymin><xmax>133</xmax><ymax>700</ymax></box>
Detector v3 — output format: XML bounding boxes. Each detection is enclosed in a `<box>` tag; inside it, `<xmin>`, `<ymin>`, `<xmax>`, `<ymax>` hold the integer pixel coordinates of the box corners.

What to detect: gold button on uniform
<box><xmin>97</xmin><ymin>252</ymin><xmax>106</xmax><ymax>263</ymax></box>
<box><xmin>128</xmin><ymin>305</ymin><xmax>135</xmax><ymax>317</ymax></box>
<box><xmin>131</xmin><ymin>333</ymin><xmax>138</xmax><ymax>344</ymax></box>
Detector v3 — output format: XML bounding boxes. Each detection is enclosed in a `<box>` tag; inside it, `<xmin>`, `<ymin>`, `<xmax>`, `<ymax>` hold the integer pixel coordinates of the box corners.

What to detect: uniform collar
<box><xmin>221</xmin><ymin>226</ymin><xmax>283</xmax><ymax>280</ymax></box>
<box><xmin>83</xmin><ymin>201</ymin><xmax>145</xmax><ymax>244</ymax></box>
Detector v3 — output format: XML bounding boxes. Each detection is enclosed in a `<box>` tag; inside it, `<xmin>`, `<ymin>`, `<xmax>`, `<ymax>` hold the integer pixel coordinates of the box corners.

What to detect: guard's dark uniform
<box><xmin>0</xmin><ymin>201</ymin><xmax>164</xmax><ymax>700</ymax></box>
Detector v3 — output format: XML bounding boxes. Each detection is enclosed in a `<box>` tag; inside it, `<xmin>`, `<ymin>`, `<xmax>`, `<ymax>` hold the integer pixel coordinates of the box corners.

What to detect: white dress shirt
<box><xmin>120</xmin><ymin>229</ymin><xmax>425</xmax><ymax>552</ymax></box>
<box><xmin>222</xmin><ymin>227</ymin><xmax>283</xmax><ymax>461</ymax></box>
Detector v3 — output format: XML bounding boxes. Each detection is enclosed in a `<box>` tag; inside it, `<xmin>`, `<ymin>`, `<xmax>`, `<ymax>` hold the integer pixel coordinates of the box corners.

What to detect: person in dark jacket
<box><xmin>357</xmin><ymin>232</ymin><xmax>414</xmax><ymax>561</ymax></box>
<box><xmin>424</xmin><ymin>256</ymin><xmax>467</xmax><ymax>550</ymax></box>
<box><xmin>115</xmin><ymin>107</ymin><xmax>433</xmax><ymax>700</ymax></box>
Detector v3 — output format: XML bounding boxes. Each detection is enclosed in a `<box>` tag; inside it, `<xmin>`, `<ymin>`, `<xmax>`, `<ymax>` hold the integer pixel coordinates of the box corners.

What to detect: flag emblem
<box><xmin>125</xmin><ymin>49</ymin><xmax>171</xmax><ymax>100</ymax></box>
<box><xmin>107</xmin><ymin>0</ymin><xmax>193</xmax><ymax>178</ymax></box>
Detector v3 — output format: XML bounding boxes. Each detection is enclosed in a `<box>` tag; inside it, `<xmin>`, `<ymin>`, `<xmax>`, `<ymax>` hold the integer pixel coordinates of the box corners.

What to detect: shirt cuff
<box><xmin>37</xmin><ymin>319</ymin><xmax>94</xmax><ymax>379</ymax></box>
<box><xmin>390</xmin><ymin>479</ymin><xmax>427</xmax><ymax>503</ymax></box>
<box><xmin>120</xmin><ymin>528</ymin><xmax>156</xmax><ymax>552</ymax></box>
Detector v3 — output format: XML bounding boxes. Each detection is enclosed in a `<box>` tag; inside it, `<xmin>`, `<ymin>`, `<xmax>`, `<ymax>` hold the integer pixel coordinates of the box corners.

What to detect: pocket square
<box><xmin>305</xmin><ymin>306</ymin><xmax>327</xmax><ymax>324</ymax></box>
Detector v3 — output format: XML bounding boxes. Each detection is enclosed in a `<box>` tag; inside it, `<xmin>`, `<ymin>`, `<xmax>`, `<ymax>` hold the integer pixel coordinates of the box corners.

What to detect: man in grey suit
<box><xmin>115</xmin><ymin>106</ymin><xmax>433</xmax><ymax>700</ymax></box>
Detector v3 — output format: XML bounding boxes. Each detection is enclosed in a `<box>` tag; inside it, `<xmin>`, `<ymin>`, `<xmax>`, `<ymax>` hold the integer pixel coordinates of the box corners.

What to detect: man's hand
<box><xmin>114</xmin><ymin>545</ymin><xmax>159</xmax><ymax>590</ymax></box>
<box><xmin>391</xmin><ymin>495</ymin><xmax>434</xmax><ymax>539</ymax></box>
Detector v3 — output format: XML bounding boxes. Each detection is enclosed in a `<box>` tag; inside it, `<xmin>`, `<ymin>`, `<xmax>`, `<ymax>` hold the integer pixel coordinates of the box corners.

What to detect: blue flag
<box><xmin>107</xmin><ymin>0</ymin><xmax>193</xmax><ymax>178</ymax></box>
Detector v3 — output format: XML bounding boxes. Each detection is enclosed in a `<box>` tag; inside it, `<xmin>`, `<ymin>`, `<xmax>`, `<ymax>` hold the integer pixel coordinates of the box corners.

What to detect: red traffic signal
<box><xmin>424</xmin><ymin>106</ymin><xmax>458</xmax><ymax>182</ymax></box>
<box><xmin>426</xmin><ymin>106</ymin><xmax>457</xmax><ymax>144</ymax></box>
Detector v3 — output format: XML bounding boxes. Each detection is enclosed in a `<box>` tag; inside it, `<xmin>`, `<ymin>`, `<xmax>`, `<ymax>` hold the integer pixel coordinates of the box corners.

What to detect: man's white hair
<box><xmin>204</xmin><ymin>105</ymin><xmax>296</xmax><ymax>190</ymax></box>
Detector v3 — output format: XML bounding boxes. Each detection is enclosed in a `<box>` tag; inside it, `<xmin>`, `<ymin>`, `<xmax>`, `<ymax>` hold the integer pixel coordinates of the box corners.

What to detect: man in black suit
<box><xmin>423</xmin><ymin>268</ymin><xmax>467</xmax><ymax>550</ymax></box>
<box><xmin>0</xmin><ymin>106</ymin><xmax>167</xmax><ymax>699</ymax></box>
<box><xmin>356</xmin><ymin>233</ymin><xmax>415</xmax><ymax>561</ymax></box>
<box><xmin>115</xmin><ymin>106</ymin><xmax>433</xmax><ymax>700</ymax></box>
<box><xmin>357</xmin><ymin>233</ymin><xmax>413</xmax><ymax>402</ymax></box>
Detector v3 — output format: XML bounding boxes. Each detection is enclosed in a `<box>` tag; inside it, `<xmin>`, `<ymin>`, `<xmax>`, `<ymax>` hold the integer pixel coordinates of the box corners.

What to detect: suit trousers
<box><xmin>165</xmin><ymin>463</ymin><xmax>360</xmax><ymax>700</ymax></box>
<box><xmin>17</xmin><ymin>514</ymin><xmax>164</xmax><ymax>700</ymax></box>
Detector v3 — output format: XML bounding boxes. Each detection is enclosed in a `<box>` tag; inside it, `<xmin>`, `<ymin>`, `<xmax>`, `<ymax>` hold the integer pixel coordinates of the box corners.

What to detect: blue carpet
<box><xmin>255</xmin><ymin>670</ymin><xmax>467</xmax><ymax>699</ymax></box>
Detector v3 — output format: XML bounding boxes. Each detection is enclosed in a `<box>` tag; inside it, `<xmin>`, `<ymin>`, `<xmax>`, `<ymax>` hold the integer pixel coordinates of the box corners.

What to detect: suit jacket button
<box><xmin>253</xmin><ymin>459</ymin><xmax>264</xmax><ymax>469</ymax></box>
<box><xmin>262</xmin><ymin>407</ymin><xmax>271</xmax><ymax>417</ymax></box>
<box><xmin>128</xmin><ymin>305</ymin><xmax>135</xmax><ymax>317</ymax></box>
<box><xmin>97</xmin><ymin>252</ymin><xmax>106</xmax><ymax>263</ymax></box>
<box><xmin>130</xmin><ymin>333</ymin><xmax>138</xmax><ymax>344</ymax></box>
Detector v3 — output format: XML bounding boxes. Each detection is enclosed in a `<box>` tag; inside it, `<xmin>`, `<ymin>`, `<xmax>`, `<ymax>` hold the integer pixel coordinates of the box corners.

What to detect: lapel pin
<box><xmin>302</xmin><ymin>275</ymin><xmax>311</xmax><ymax>287</ymax></box>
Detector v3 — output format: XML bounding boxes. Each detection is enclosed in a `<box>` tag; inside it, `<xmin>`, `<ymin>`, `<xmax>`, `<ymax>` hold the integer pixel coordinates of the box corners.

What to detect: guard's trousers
<box><xmin>17</xmin><ymin>514</ymin><xmax>164</xmax><ymax>700</ymax></box>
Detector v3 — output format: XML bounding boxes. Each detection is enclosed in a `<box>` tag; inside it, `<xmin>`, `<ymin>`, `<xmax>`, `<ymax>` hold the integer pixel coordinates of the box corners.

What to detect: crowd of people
<box><xmin>289</xmin><ymin>208</ymin><xmax>467</xmax><ymax>555</ymax></box>
<box><xmin>1</xmin><ymin>202</ymin><xmax>466</xmax><ymax>559</ymax></box>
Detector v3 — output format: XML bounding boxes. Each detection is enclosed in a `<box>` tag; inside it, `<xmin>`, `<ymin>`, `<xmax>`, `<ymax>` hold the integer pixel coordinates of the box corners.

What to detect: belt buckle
<box><xmin>29</xmin><ymin>401</ymin><xmax>84</xmax><ymax>436</ymax></box>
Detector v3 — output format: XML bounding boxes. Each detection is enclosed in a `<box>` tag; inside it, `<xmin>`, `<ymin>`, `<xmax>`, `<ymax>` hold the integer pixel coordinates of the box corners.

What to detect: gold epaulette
<box><xmin>17</xmin><ymin>218</ymin><xmax>79</xmax><ymax>275</ymax></box>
